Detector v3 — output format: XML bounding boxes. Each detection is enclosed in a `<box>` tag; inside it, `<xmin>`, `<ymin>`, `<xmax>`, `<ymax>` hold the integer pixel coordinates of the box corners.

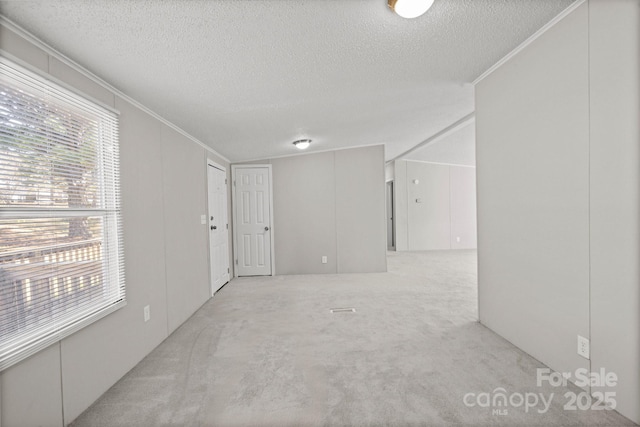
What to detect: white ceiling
<box><xmin>0</xmin><ymin>0</ymin><xmax>574</xmax><ymax>162</ymax></box>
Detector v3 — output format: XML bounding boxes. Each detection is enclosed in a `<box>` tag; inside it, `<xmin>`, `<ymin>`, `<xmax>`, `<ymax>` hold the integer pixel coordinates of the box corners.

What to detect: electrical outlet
<box><xmin>322</xmin><ymin>256</ymin><xmax>328</xmax><ymax>264</ymax></box>
<box><xmin>144</xmin><ymin>305</ymin><xmax>150</xmax><ymax>322</ymax></box>
<box><xmin>577</xmin><ymin>335</ymin><xmax>589</xmax><ymax>359</ymax></box>
<box><xmin>456</xmin><ymin>236</ymin><xmax>461</xmax><ymax>243</ymax></box>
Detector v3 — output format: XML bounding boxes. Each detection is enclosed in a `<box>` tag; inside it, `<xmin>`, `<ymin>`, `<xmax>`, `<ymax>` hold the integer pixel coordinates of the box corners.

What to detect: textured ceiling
<box><xmin>0</xmin><ymin>0</ymin><xmax>574</xmax><ymax>162</ymax></box>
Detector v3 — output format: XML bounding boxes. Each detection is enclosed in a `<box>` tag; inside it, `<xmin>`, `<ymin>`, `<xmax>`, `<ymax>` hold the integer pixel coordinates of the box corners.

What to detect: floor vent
<box><xmin>330</xmin><ymin>308</ymin><xmax>356</xmax><ymax>313</ymax></box>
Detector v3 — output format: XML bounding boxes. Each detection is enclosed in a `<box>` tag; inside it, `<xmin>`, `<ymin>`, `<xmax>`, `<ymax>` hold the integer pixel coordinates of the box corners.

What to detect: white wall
<box><xmin>0</xmin><ymin>22</ymin><xmax>231</xmax><ymax>426</ymax></box>
<box><xmin>394</xmin><ymin>160</ymin><xmax>476</xmax><ymax>251</ymax></box>
<box><xmin>407</xmin><ymin>161</ymin><xmax>451</xmax><ymax>250</ymax></box>
<box><xmin>335</xmin><ymin>146</ymin><xmax>387</xmax><ymax>273</ymax></box>
<box><xmin>393</xmin><ymin>160</ymin><xmax>409</xmax><ymax>251</ymax></box>
<box><xmin>588</xmin><ymin>0</ymin><xmax>640</xmax><ymax>422</ymax></box>
<box><xmin>239</xmin><ymin>145</ymin><xmax>387</xmax><ymax>275</ymax></box>
<box><xmin>476</xmin><ymin>0</ymin><xmax>590</xmax><ymax>379</ymax></box>
<box><xmin>476</xmin><ymin>0</ymin><xmax>639</xmax><ymax>423</ymax></box>
<box><xmin>271</xmin><ymin>151</ymin><xmax>338</xmax><ymax>275</ymax></box>
<box><xmin>161</xmin><ymin>125</ymin><xmax>211</xmax><ymax>333</ymax></box>
<box><xmin>450</xmin><ymin>167</ymin><xmax>477</xmax><ymax>250</ymax></box>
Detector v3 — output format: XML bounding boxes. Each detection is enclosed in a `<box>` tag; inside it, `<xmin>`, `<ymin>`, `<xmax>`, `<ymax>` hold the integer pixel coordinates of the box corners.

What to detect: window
<box><xmin>0</xmin><ymin>57</ymin><xmax>124</xmax><ymax>370</ymax></box>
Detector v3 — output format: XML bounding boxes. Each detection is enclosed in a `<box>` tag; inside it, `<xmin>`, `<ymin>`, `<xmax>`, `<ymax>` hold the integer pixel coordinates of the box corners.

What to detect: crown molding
<box><xmin>236</xmin><ymin>143</ymin><xmax>386</xmax><ymax>164</ymax></box>
<box><xmin>472</xmin><ymin>0</ymin><xmax>587</xmax><ymax>85</ymax></box>
<box><xmin>0</xmin><ymin>15</ymin><xmax>230</xmax><ymax>163</ymax></box>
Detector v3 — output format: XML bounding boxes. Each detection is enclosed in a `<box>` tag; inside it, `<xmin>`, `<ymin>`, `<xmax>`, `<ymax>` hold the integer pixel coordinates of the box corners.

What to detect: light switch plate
<box><xmin>200</xmin><ymin>215</ymin><xmax>207</xmax><ymax>225</ymax></box>
<box><xmin>577</xmin><ymin>335</ymin><xmax>589</xmax><ymax>359</ymax></box>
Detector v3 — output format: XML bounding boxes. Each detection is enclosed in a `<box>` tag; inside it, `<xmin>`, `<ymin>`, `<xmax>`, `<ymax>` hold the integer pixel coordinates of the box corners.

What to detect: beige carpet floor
<box><xmin>71</xmin><ymin>250</ymin><xmax>636</xmax><ymax>426</ymax></box>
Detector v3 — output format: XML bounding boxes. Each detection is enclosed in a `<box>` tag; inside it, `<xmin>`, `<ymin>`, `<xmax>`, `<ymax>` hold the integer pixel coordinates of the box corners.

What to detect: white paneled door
<box><xmin>233</xmin><ymin>166</ymin><xmax>273</xmax><ymax>276</ymax></box>
<box><xmin>208</xmin><ymin>163</ymin><xmax>230</xmax><ymax>294</ymax></box>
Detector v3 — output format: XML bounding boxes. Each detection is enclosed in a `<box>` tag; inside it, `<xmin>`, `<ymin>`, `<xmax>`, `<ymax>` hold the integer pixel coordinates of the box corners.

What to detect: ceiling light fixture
<box><xmin>388</xmin><ymin>0</ymin><xmax>435</xmax><ymax>19</ymax></box>
<box><xmin>293</xmin><ymin>139</ymin><xmax>311</xmax><ymax>150</ymax></box>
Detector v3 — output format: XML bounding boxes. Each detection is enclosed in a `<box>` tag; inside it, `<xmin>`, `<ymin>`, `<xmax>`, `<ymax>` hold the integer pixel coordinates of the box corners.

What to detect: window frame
<box><xmin>0</xmin><ymin>55</ymin><xmax>126</xmax><ymax>371</ymax></box>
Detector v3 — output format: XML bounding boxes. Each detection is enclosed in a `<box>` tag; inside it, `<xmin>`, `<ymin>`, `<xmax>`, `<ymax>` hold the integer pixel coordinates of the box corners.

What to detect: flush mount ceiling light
<box><xmin>293</xmin><ymin>139</ymin><xmax>311</xmax><ymax>150</ymax></box>
<box><xmin>388</xmin><ymin>0</ymin><xmax>435</xmax><ymax>19</ymax></box>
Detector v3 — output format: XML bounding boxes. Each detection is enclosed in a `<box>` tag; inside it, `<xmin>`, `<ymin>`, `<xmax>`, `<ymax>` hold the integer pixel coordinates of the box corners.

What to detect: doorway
<box><xmin>207</xmin><ymin>161</ymin><xmax>230</xmax><ymax>295</ymax></box>
<box><xmin>232</xmin><ymin>165</ymin><xmax>275</xmax><ymax>276</ymax></box>
<box><xmin>386</xmin><ymin>180</ymin><xmax>395</xmax><ymax>250</ymax></box>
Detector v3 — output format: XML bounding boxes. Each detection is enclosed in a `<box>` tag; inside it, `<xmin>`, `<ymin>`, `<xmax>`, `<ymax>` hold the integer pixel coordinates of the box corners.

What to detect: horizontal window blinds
<box><xmin>0</xmin><ymin>57</ymin><xmax>125</xmax><ymax>370</ymax></box>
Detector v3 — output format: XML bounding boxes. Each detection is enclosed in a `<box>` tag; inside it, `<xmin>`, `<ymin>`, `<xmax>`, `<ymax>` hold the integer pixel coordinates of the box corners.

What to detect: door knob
<box><xmin>211</xmin><ymin>225</ymin><xmax>217</xmax><ymax>230</ymax></box>
<box><xmin>264</xmin><ymin>226</ymin><xmax>269</xmax><ymax>231</ymax></box>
